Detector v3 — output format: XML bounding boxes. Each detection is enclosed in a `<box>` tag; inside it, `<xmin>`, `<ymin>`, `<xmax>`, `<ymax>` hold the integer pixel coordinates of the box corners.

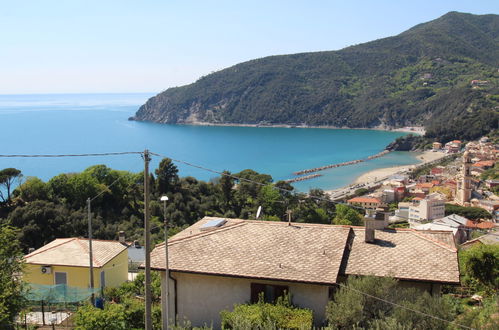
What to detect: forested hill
<box><xmin>131</xmin><ymin>12</ymin><xmax>499</xmax><ymax>142</ymax></box>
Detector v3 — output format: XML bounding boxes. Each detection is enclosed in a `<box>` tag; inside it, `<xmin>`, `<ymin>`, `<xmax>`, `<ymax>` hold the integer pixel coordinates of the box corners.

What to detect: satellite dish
<box><xmin>256</xmin><ymin>206</ymin><xmax>262</xmax><ymax>219</ymax></box>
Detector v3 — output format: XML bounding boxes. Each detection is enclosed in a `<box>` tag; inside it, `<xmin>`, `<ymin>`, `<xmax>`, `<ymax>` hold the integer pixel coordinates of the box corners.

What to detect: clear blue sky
<box><xmin>2</xmin><ymin>0</ymin><xmax>498</xmax><ymax>94</ymax></box>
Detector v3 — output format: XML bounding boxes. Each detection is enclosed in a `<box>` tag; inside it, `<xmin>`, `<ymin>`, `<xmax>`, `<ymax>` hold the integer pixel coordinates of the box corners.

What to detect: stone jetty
<box><xmin>293</xmin><ymin>150</ymin><xmax>390</xmax><ymax>176</ymax></box>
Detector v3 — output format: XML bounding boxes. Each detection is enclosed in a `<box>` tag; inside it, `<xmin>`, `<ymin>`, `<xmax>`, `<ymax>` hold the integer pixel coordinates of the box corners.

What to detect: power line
<box><xmin>150</xmin><ymin>152</ymin><xmax>498</xmax><ymax>235</ymax></box>
<box><xmin>337</xmin><ymin>283</ymin><xmax>475</xmax><ymax>330</ymax></box>
<box><xmin>0</xmin><ymin>151</ymin><xmax>143</xmax><ymax>158</ymax></box>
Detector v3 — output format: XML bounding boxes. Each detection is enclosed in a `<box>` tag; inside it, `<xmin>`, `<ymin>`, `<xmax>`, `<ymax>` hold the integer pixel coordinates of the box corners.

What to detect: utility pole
<box><xmin>87</xmin><ymin>198</ymin><xmax>95</xmax><ymax>305</ymax></box>
<box><xmin>160</xmin><ymin>196</ymin><xmax>170</xmax><ymax>330</ymax></box>
<box><xmin>143</xmin><ymin>149</ymin><xmax>152</xmax><ymax>330</ymax></box>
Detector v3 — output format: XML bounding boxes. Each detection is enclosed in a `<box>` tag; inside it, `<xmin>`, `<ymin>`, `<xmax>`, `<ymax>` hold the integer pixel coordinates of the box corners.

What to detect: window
<box><xmin>100</xmin><ymin>271</ymin><xmax>106</xmax><ymax>288</ymax></box>
<box><xmin>250</xmin><ymin>283</ymin><xmax>288</xmax><ymax>303</ymax></box>
<box><xmin>54</xmin><ymin>272</ymin><xmax>67</xmax><ymax>285</ymax></box>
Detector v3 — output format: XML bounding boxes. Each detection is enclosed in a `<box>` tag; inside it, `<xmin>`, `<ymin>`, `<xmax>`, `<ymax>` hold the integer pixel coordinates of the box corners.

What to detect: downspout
<box><xmin>169</xmin><ymin>272</ymin><xmax>178</xmax><ymax>325</ymax></box>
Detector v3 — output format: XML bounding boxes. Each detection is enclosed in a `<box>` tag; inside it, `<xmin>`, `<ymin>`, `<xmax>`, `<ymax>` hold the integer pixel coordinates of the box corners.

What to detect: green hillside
<box><xmin>132</xmin><ymin>12</ymin><xmax>499</xmax><ymax>143</ymax></box>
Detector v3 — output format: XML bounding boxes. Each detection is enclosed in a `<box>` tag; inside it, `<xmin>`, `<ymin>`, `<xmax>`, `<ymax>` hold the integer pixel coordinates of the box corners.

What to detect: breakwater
<box><xmin>293</xmin><ymin>150</ymin><xmax>391</xmax><ymax>176</ymax></box>
<box><xmin>285</xmin><ymin>173</ymin><xmax>322</xmax><ymax>183</ymax></box>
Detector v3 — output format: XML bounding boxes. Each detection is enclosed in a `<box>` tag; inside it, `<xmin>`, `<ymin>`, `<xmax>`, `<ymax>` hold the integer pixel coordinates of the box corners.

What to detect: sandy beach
<box><xmin>352</xmin><ymin>150</ymin><xmax>447</xmax><ymax>184</ymax></box>
<box><xmin>324</xmin><ymin>150</ymin><xmax>447</xmax><ymax>196</ymax></box>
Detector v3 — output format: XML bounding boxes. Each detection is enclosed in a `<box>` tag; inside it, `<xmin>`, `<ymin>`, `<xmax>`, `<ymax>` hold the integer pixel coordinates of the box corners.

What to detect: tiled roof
<box><xmin>24</xmin><ymin>238</ymin><xmax>127</xmax><ymax>268</ymax></box>
<box><xmin>152</xmin><ymin>218</ymin><xmax>351</xmax><ymax>284</ymax></box>
<box><xmin>150</xmin><ymin>217</ymin><xmax>460</xmax><ymax>285</ymax></box>
<box><xmin>344</xmin><ymin>229</ymin><xmax>459</xmax><ymax>284</ymax></box>
<box><xmin>347</xmin><ymin>197</ymin><xmax>381</xmax><ymax>204</ymax></box>
<box><xmin>466</xmin><ymin>221</ymin><xmax>496</xmax><ymax>229</ymax></box>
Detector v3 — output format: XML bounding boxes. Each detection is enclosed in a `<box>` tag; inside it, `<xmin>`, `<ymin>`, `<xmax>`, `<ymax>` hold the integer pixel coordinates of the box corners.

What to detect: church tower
<box><xmin>460</xmin><ymin>151</ymin><xmax>472</xmax><ymax>204</ymax></box>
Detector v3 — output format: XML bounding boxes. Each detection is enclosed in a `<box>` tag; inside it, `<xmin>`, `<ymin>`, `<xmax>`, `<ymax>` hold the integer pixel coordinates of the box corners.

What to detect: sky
<box><xmin>1</xmin><ymin>0</ymin><xmax>498</xmax><ymax>94</ymax></box>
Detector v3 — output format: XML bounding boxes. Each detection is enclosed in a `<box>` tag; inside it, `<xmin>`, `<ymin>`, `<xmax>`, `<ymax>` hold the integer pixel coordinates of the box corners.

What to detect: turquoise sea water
<box><xmin>0</xmin><ymin>93</ymin><xmax>421</xmax><ymax>191</ymax></box>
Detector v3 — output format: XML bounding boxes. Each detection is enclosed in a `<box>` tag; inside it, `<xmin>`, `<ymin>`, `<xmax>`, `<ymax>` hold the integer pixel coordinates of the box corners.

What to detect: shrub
<box><xmin>220</xmin><ymin>295</ymin><xmax>313</xmax><ymax>329</ymax></box>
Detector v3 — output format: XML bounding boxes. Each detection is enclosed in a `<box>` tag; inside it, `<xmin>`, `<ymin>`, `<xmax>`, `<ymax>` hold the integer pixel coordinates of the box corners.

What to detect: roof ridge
<box><xmin>167</xmin><ymin>221</ymin><xmax>248</xmax><ymax>246</ymax></box>
<box><xmin>166</xmin><ymin>220</ymin><xmax>353</xmax><ymax>247</ymax></box>
<box><xmin>75</xmin><ymin>238</ymin><xmax>102</xmax><ymax>267</ymax></box>
<box><xmin>24</xmin><ymin>238</ymin><xmax>76</xmax><ymax>260</ymax></box>
<box><xmin>243</xmin><ymin>219</ymin><xmax>353</xmax><ymax>230</ymax></box>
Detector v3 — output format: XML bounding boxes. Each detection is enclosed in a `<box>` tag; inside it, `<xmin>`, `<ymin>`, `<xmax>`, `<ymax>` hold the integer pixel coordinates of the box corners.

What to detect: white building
<box><xmin>408</xmin><ymin>193</ymin><xmax>445</xmax><ymax>224</ymax></box>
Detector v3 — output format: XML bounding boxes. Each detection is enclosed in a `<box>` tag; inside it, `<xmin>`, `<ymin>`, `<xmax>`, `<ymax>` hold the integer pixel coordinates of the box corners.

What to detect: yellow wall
<box><xmin>24</xmin><ymin>249</ymin><xmax>128</xmax><ymax>289</ymax></box>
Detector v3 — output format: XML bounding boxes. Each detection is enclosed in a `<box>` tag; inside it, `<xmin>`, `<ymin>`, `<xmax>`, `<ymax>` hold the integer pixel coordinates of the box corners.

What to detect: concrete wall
<box><xmin>162</xmin><ymin>271</ymin><xmax>330</xmax><ymax>328</ymax></box>
<box><xmin>24</xmin><ymin>249</ymin><xmax>128</xmax><ymax>289</ymax></box>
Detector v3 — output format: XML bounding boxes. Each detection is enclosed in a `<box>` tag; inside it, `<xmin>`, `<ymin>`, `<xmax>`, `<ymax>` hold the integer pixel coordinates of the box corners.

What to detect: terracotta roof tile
<box><xmin>152</xmin><ymin>219</ymin><xmax>351</xmax><ymax>284</ymax></box>
<box><xmin>24</xmin><ymin>238</ymin><xmax>127</xmax><ymax>268</ymax></box>
<box><xmin>150</xmin><ymin>217</ymin><xmax>460</xmax><ymax>285</ymax></box>
<box><xmin>347</xmin><ymin>197</ymin><xmax>382</xmax><ymax>204</ymax></box>
<box><xmin>344</xmin><ymin>229</ymin><xmax>459</xmax><ymax>284</ymax></box>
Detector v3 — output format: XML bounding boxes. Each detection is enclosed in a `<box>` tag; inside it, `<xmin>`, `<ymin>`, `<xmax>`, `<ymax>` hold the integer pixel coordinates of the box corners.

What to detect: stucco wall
<box><xmin>163</xmin><ymin>271</ymin><xmax>330</xmax><ymax>328</ymax></box>
<box><xmin>24</xmin><ymin>249</ymin><xmax>128</xmax><ymax>289</ymax></box>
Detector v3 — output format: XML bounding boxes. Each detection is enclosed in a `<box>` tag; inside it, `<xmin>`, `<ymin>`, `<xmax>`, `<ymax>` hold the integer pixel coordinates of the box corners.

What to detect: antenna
<box><xmin>256</xmin><ymin>206</ymin><xmax>262</xmax><ymax>219</ymax></box>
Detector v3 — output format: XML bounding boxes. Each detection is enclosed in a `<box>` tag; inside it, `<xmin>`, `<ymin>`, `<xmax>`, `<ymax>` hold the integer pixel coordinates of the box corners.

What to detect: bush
<box><xmin>326</xmin><ymin>276</ymin><xmax>457</xmax><ymax>329</ymax></box>
<box><xmin>459</xmin><ymin>244</ymin><xmax>499</xmax><ymax>292</ymax></box>
<box><xmin>220</xmin><ymin>295</ymin><xmax>313</xmax><ymax>329</ymax></box>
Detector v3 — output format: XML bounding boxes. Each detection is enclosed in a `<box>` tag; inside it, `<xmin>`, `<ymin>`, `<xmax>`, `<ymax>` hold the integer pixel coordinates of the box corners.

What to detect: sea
<box><xmin>0</xmin><ymin>93</ymin><xmax>422</xmax><ymax>192</ymax></box>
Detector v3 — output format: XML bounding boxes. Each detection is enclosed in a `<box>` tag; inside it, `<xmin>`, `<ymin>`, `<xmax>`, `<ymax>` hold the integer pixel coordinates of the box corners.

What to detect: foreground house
<box><xmin>150</xmin><ymin>217</ymin><xmax>459</xmax><ymax>327</ymax></box>
<box><xmin>24</xmin><ymin>238</ymin><xmax>128</xmax><ymax>290</ymax></box>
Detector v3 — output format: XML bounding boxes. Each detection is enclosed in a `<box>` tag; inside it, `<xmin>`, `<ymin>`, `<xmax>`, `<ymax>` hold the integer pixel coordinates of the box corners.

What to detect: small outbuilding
<box><xmin>24</xmin><ymin>238</ymin><xmax>128</xmax><ymax>290</ymax></box>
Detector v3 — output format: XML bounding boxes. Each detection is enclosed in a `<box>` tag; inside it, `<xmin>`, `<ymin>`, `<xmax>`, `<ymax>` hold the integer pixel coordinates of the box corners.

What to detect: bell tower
<box><xmin>460</xmin><ymin>151</ymin><xmax>472</xmax><ymax>204</ymax></box>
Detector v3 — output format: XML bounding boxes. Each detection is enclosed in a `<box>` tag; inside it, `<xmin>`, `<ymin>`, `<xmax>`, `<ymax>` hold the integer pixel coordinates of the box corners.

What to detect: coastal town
<box><xmin>1</xmin><ymin>133</ymin><xmax>496</xmax><ymax>329</ymax></box>
<box><xmin>1</xmin><ymin>4</ymin><xmax>499</xmax><ymax>330</ymax></box>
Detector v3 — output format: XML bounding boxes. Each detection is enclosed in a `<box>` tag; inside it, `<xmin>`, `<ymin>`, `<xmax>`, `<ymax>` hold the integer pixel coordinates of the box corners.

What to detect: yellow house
<box><xmin>24</xmin><ymin>238</ymin><xmax>128</xmax><ymax>289</ymax></box>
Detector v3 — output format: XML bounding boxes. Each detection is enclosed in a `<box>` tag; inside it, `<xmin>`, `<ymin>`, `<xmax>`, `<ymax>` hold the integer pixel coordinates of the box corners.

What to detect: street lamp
<box><xmin>160</xmin><ymin>195</ymin><xmax>169</xmax><ymax>330</ymax></box>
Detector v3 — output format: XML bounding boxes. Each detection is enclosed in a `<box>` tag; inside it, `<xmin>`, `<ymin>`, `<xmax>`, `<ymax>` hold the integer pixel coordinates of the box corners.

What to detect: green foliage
<box><xmin>459</xmin><ymin>244</ymin><xmax>499</xmax><ymax>291</ymax></box>
<box><xmin>0</xmin><ymin>225</ymin><xmax>26</xmax><ymax>329</ymax></box>
<box><xmin>13</xmin><ymin>177</ymin><xmax>49</xmax><ymax>202</ymax></box>
<box><xmin>444</xmin><ymin>204</ymin><xmax>492</xmax><ymax>220</ymax></box>
<box><xmin>1</xmin><ymin>161</ymin><xmax>336</xmax><ymax>251</ymax></box>
<box><xmin>354</xmin><ymin>188</ymin><xmax>369</xmax><ymax>196</ymax></box>
<box><xmin>74</xmin><ymin>303</ymin><xmax>127</xmax><ymax>329</ymax></box>
<box><xmin>220</xmin><ymin>295</ymin><xmax>313</xmax><ymax>329</ymax></box>
<box><xmin>332</xmin><ymin>204</ymin><xmax>362</xmax><ymax>226</ymax></box>
<box><xmin>455</xmin><ymin>294</ymin><xmax>499</xmax><ymax>329</ymax></box>
<box><xmin>134</xmin><ymin>12</ymin><xmax>499</xmax><ymax>144</ymax></box>
<box><xmin>0</xmin><ymin>168</ymin><xmax>22</xmax><ymax>202</ymax></box>
<box><xmin>155</xmin><ymin>158</ymin><xmax>179</xmax><ymax>195</ymax></box>
<box><xmin>326</xmin><ymin>276</ymin><xmax>457</xmax><ymax>329</ymax></box>
<box><xmin>480</xmin><ymin>162</ymin><xmax>499</xmax><ymax>180</ymax></box>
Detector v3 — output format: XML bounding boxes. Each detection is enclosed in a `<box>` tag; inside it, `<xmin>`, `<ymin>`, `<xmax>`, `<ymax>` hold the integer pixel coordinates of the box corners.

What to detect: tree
<box><xmin>219</xmin><ymin>171</ymin><xmax>234</xmax><ymax>211</ymax></box>
<box><xmin>459</xmin><ymin>244</ymin><xmax>499</xmax><ymax>291</ymax></box>
<box><xmin>445</xmin><ymin>204</ymin><xmax>492</xmax><ymax>220</ymax></box>
<box><xmin>13</xmin><ymin>177</ymin><xmax>49</xmax><ymax>202</ymax></box>
<box><xmin>333</xmin><ymin>204</ymin><xmax>363</xmax><ymax>225</ymax></box>
<box><xmin>0</xmin><ymin>225</ymin><xmax>26</xmax><ymax>328</ymax></box>
<box><xmin>0</xmin><ymin>168</ymin><xmax>22</xmax><ymax>202</ymax></box>
<box><xmin>326</xmin><ymin>276</ymin><xmax>456</xmax><ymax>329</ymax></box>
<box><xmin>155</xmin><ymin>158</ymin><xmax>179</xmax><ymax>194</ymax></box>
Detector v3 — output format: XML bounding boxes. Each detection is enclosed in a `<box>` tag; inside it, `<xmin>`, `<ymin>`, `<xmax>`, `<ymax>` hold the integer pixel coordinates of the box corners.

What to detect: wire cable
<box><xmin>0</xmin><ymin>151</ymin><xmax>143</xmax><ymax>158</ymax></box>
<box><xmin>337</xmin><ymin>283</ymin><xmax>475</xmax><ymax>330</ymax></box>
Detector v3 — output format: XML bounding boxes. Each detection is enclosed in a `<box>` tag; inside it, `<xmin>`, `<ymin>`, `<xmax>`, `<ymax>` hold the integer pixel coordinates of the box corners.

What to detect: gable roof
<box><xmin>150</xmin><ymin>217</ymin><xmax>460</xmax><ymax>285</ymax></box>
<box><xmin>344</xmin><ymin>228</ymin><xmax>459</xmax><ymax>284</ymax></box>
<box><xmin>434</xmin><ymin>214</ymin><xmax>469</xmax><ymax>227</ymax></box>
<box><xmin>152</xmin><ymin>218</ymin><xmax>351</xmax><ymax>285</ymax></box>
<box><xmin>24</xmin><ymin>238</ymin><xmax>127</xmax><ymax>268</ymax></box>
<box><xmin>461</xmin><ymin>231</ymin><xmax>499</xmax><ymax>247</ymax></box>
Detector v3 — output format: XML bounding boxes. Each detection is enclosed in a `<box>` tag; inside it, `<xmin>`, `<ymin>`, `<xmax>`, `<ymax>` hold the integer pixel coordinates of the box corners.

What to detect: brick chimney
<box><xmin>364</xmin><ymin>209</ymin><xmax>388</xmax><ymax>243</ymax></box>
<box><xmin>118</xmin><ymin>231</ymin><xmax>126</xmax><ymax>244</ymax></box>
